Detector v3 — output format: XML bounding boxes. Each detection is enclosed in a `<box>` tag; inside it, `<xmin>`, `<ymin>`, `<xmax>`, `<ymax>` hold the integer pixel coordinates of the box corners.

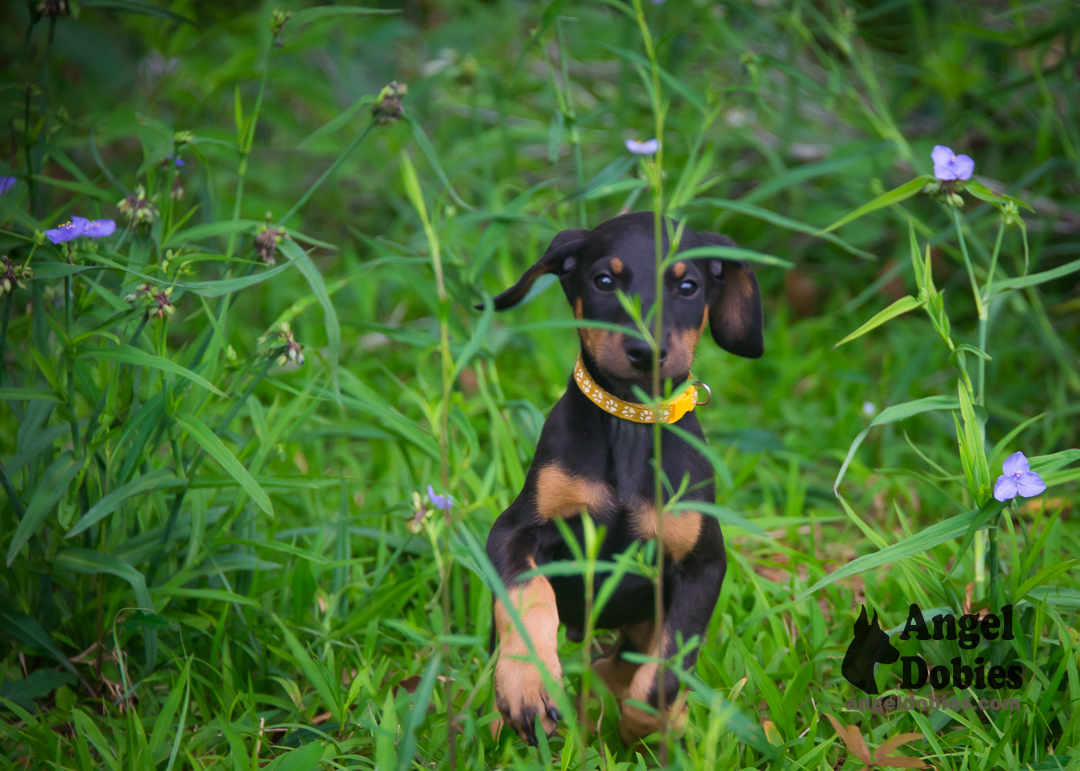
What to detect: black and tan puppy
<box><xmin>484</xmin><ymin>211</ymin><xmax>763</xmax><ymax>745</ymax></box>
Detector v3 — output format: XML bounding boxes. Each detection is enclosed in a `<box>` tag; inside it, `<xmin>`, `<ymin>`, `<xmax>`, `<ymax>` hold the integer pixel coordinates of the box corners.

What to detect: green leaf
<box><xmin>175</xmin><ymin>412</ymin><xmax>274</xmax><ymax>518</ymax></box>
<box><xmin>32</xmin><ymin>175</ymin><xmax>114</xmax><ymax>201</ymax></box>
<box><xmin>990</xmin><ymin>258</ymin><xmax>1080</xmax><ymax>293</ymax></box>
<box><xmin>149</xmin><ymin>586</ymin><xmax>260</xmax><ymax>607</ymax></box>
<box><xmin>404</xmin><ymin>114</ymin><xmax>471</xmax><ymax>210</ymax></box>
<box><xmin>672</xmin><ymin>244</ymin><xmax>793</xmax><ymax>269</ymax></box>
<box><xmin>0</xmin><ymin>609</ymin><xmax>78</xmax><ymax>676</ymax></box>
<box><xmin>0</xmin><ymin>387</ymin><xmax>61</xmax><ymax>402</ymax></box>
<box><xmin>299</xmin><ymin>95</ymin><xmax>379</xmax><ymax>148</ymax></box>
<box><xmin>376</xmin><ymin>688</ymin><xmax>398</xmax><ymax>771</ymax></box>
<box><xmin>76</xmin><ymin>345</ymin><xmax>225</xmax><ymax>396</ymax></box>
<box><xmin>1029</xmin><ymin>449</ymin><xmax>1080</xmax><ymax>474</ymax></box>
<box><xmin>164</xmin><ymin>219</ymin><xmax>262</xmax><ymax>248</ymax></box>
<box><xmin>52</xmin><ymin>547</ymin><xmax>154</xmax><ymax>612</ymax></box>
<box><xmin>834</xmin><ymin>396</ymin><xmax>961</xmax><ymax>493</ymax></box>
<box><xmin>834</xmin><ymin>295</ymin><xmax>923</xmax><ymax>348</ymax></box>
<box><xmin>964</xmin><ymin>178</ymin><xmax>1034</xmax><ymax>211</ymax></box>
<box><xmin>797</xmin><ymin>503</ymin><xmax>998</xmax><ymax>599</ymax></box>
<box><xmin>6</xmin><ymin>452</ymin><xmax>84</xmax><ymax>567</ymax></box>
<box><xmin>271</xmin><ymin>614</ymin><xmax>340</xmax><ymax>725</ymax></box>
<box><xmin>818</xmin><ymin>176</ymin><xmax>935</xmax><ymax>233</ymax></box>
<box><xmin>948</xmin><ymin>499</ymin><xmax>1007</xmax><ymax>577</ymax></box>
<box><xmin>80</xmin><ymin>0</ymin><xmax>195</xmax><ymax>24</ymax></box>
<box><xmin>396</xmin><ymin>651</ymin><xmax>442</xmax><ymax>771</ymax></box>
<box><xmin>695</xmin><ymin>198</ymin><xmax>876</xmax><ymax>260</ymax></box>
<box><xmin>261</xmin><ymin>742</ymin><xmax>324</xmax><ymax>771</ymax></box>
<box><xmin>288</xmin><ymin>5</ymin><xmax>398</xmax><ymax>25</ymax></box>
<box><xmin>669</xmin><ymin>501</ymin><xmax>768</xmax><ymax>537</ymax></box>
<box><xmin>66</xmin><ymin>469</ymin><xmax>186</xmax><ymax>538</ymax></box>
<box><xmin>280</xmin><ymin>239</ymin><xmax>340</xmax><ymax>393</ymax></box>
<box><xmin>957</xmin><ymin>381</ymin><xmax>990</xmax><ymax>496</ymax></box>
<box><xmin>30</xmin><ymin>262</ymin><xmax>103</xmax><ymax>279</ymax></box>
<box><xmin>449</xmin><ymin>295</ymin><xmax>493</xmax><ymax>385</ymax></box>
<box><xmin>71</xmin><ymin>709</ymin><xmax>120</xmax><ymax>771</ymax></box>
<box><xmin>93</xmin><ymin>251</ymin><xmax>299</xmax><ymax>298</ymax></box>
<box><xmin>1013</xmin><ymin>561</ymin><xmax>1078</xmax><ymax>603</ymax></box>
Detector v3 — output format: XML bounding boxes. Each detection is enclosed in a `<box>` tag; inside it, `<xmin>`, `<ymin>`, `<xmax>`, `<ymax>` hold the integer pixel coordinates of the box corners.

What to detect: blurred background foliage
<box><xmin>1</xmin><ymin>0</ymin><xmax>1079</xmax><ymax>768</ymax></box>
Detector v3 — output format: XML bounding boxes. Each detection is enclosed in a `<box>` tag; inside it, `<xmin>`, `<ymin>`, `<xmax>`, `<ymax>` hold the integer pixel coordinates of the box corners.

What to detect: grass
<box><xmin>1</xmin><ymin>0</ymin><xmax>1079</xmax><ymax>769</ymax></box>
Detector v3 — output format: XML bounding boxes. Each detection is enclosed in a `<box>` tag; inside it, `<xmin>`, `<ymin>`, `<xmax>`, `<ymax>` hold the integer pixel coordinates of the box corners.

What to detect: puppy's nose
<box><xmin>625</xmin><ymin>342</ymin><xmax>667</xmax><ymax>371</ymax></box>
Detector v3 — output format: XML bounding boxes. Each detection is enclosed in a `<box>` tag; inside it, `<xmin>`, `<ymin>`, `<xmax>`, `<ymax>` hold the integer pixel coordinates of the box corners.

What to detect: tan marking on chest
<box><xmin>630</xmin><ymin>502</ymin><xmax>702</xmax><ymax>561</ymax></box>
<box><xmin>535</xmin><ymin>464</ymin><xmax>613</xmax><ymax>520</ymax></box>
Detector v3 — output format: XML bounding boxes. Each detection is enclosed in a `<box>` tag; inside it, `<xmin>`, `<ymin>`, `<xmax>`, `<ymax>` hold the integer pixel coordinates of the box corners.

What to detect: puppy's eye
<box><xmin>677</xmin><ymin>279</ymin><xmax>698</xmax><ymax>296</ymax></box>
<box><xmin>593</xmin><ymin>274</ymin><xmax>614</xmax><ymax>291</ymax></box>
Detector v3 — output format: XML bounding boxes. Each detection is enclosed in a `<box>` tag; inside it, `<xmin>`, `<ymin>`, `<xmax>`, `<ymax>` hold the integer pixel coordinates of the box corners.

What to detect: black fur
<box><xmin>482</xmin><ymin>212</ymin><xmax>764</xmax><ymax>744</ymax></box>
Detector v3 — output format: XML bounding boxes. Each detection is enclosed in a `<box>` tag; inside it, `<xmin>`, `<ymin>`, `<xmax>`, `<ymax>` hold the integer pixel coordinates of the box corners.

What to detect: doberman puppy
<box><xmin>484</xmin><ymin>211</ymin><xmax>763</xmax><ymax>745</ymax></box>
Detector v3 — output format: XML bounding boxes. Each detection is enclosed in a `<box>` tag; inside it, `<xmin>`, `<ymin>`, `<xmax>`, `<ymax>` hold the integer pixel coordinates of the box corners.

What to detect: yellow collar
<box><xmin>572</xmin><ymin>353</ymin><xmax>706</xmax><ymax>424</ymax></box>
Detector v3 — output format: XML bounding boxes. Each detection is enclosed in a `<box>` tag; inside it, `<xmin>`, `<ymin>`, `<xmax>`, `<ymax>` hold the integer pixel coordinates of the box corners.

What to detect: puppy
<box><xmin>484</xmin><ymin>211</ymin><xmax>763</xmax><ymax>745</ymax></box>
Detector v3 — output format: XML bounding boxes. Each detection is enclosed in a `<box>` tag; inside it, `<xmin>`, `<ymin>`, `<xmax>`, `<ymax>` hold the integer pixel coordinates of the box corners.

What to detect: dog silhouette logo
<box><xmin>842</xmin><ymin>606</ymin><xmax>900</xmax><ymax>694</ymax></box>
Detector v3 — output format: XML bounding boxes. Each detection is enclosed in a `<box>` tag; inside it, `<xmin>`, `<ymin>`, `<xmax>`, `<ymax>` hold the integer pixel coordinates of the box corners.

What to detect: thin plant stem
<box><xmin>0</xmin><ymin>291</ymin><xmax>13</xmax><ymax>387</ymax></box>
<box><xmin>227</xmin><ymin>47</ymin><xmax>272</xmax><ymax>259</ymax></box>
<box><xmin>277</xmin><ymin>121</ymin><xmax>376</xmax><ymax>227</ymax></box>
<box><xmin>988</xmin><ymin>509</ymin><xmax>1003</xmax><ymax>609</ymax></box>
<box><xmin>556</xmin><ymin>17</ymin><xmax>587</xmax><ymax>229</ymax></box>
<box><xmin>951</xmin><ymin>205</ymin><xmax>986</xmax><ymax>327</ymax></box>
<box><xmin>977</xmin><ymin>220</ymin><xmax>1006</xmax><ymax>408</ymax></box>
<box><xmin>632</xmin><ymin>0</ymin><xmax>670</xmax><ymax>759</ymax></box>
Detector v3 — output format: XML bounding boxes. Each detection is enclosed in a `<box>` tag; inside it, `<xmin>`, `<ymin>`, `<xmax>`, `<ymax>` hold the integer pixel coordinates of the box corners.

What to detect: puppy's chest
<box><xmin>533</xmin><ymin>457</ymin><xmax>703</xmax><ymax>562</ymax></box>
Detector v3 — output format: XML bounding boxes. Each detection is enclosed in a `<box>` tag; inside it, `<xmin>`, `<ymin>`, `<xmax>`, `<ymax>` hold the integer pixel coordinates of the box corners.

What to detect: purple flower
<box><xmin>165</xmin><ymin>154</ymin><xmax>185</xmax><ymax>167</ymax></box>
<box><xmin>0</xmin><ymin>177</ymin><xmax>15</xmax><ymax>195</ymax></box>
<box><xmin>625</xmin><ymin>138</ymin><xmax>659</xmax><ymax>156</ymax></box>
<box><xmin>427</xmin><ymin>485</ymin><xmax>452</xmax><ymax>510</ymax></box>
<box><xmin>44</xmin><ymin>216</ymin><xmax>116</xmax><ymax>244</ymax></box>
<box><xmin>993</xmin><ymin>451</ymin><xmax>1046</xmax><ymax>502</ymax></box>
<box><xmin>932</xmin><ymin>145</ymin><xmax>974</xmax><ymax>181</ymax></box>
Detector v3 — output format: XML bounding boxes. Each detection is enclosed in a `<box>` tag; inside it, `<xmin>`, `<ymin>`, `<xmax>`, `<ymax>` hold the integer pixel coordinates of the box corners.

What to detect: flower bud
<box><xmin>373</xmin><ymin>81</ymin><xmax>408</xmax><ymax>125</ymax></box>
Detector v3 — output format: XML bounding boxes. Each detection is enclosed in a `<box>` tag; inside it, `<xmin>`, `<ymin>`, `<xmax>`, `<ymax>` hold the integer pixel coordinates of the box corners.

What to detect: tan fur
<box><xmin>672</xmin><ymin>261</ymin><xmax>686</xmax><ymax>278</ymax></box>
<box><xmin>535</xmin><ymin>464</ymin><xmax>612</xmax><ymax>520</ymax></box>
<box><xmin>610</xmin><ymin>257</ymin><xmax>623</xmax><ymax>274</ymax></box>
<box><xmin>493</xmin><ymin>567</ymin><xmax>563</xmax><ymax>742</ymax></box>
<box><xmin>593</xmin><ymin>620</ymin><xmax>655</xmax><ymax>697</ymax></box>
<box><xmin>574</xmin><ymin>297</ymin><xmax>583</xmax><ymax>320</ymax></box>
<box><xmin>578</xmin><ymin>327</ymin><xmax>637</xmax><ymax>379</ymax></box>
<box><xmin>630</xmin><ymin>502</ymin><xmax>702</xmax><ymax>562</ymax></box>
<box><xmin>615</xmin><ymin>628</ymin><xmax>689</xmax><ymax>744</ymax></box>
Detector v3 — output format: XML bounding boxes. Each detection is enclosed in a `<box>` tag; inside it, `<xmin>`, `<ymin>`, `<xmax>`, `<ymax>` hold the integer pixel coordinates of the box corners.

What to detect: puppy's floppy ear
<box><xmin>699</xmin><ymin>232</ymin><xmax>764</xmax><ymax>358</ymax></box>
<box><xmin>481</xmin><ymin>229</ymin><xmax>587</xmax><ymax>310</ymax></box>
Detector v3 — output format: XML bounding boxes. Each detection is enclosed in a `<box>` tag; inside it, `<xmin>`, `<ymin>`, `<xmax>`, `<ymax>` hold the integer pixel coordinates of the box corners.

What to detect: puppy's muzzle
<box><xmin>624</xmin><ymin>341</ymin><xmax>667</xmax><ymax>372</ymax></box>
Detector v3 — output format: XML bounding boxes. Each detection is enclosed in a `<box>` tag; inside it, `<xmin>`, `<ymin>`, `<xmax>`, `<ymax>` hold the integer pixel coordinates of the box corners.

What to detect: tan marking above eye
<box><xmin>610</xmin><ymin>258</ymin><xmax>623</xmax><ymax>274</ymax></box>
<box><xmin>535</xmin><ymin>464</ymin><xmax>613</xmax><ymax>520</ymax></box>
<box><xmin>672</xmin><ymin>262</ymin><xmax>686</xmax><ymax>279</ymax></box>
<box><xmin>629</xmin><ymin>502</ymin><xmax>702</xmax><ymax>561</ymax></box>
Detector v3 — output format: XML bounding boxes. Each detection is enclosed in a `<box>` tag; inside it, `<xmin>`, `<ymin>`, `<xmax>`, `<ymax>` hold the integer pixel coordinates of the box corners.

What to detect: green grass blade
<box><xmin>175</xmin><ymin>412</ymin><xmax>274</xmax><ymax>518</ymax></box>
<box><xmin>77</xmin><ymin>345</ymin><xmax>225</xmax><ymax>396</ymax></box>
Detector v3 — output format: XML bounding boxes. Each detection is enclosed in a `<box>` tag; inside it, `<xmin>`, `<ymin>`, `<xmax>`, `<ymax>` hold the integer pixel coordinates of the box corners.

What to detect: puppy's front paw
<box><xmin>494</xmin><ymin>656</ymin><xmax>562</xmax><ymax>745</ymax></box>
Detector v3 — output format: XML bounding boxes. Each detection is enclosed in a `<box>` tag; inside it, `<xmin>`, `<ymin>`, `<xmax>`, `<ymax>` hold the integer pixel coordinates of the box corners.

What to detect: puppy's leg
<box><xmin>487</xmin><ymin>519</ymin><xmax>562</xmax><ymax>745</ymax></box>
<box><xmin>494</xmin><ymin>569</ymin><xmax>562</xmax><ymax>745</ymax></box>
<box><xmin>618</xmin><ymin>557</ymin><xmax>725</xmax><ymax>745</ymax></box>
<box><xmin>592</xmin><ymin>619</ymin><xmax>654</xmax><ymax>698</ymax></box>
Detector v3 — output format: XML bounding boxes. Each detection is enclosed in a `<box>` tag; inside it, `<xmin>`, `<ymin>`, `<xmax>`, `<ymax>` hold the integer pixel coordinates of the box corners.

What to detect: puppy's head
<box><xmin>486</xmin><ymin>212</ymin><xmax>763</xmax><ymax>391</ymax></box>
